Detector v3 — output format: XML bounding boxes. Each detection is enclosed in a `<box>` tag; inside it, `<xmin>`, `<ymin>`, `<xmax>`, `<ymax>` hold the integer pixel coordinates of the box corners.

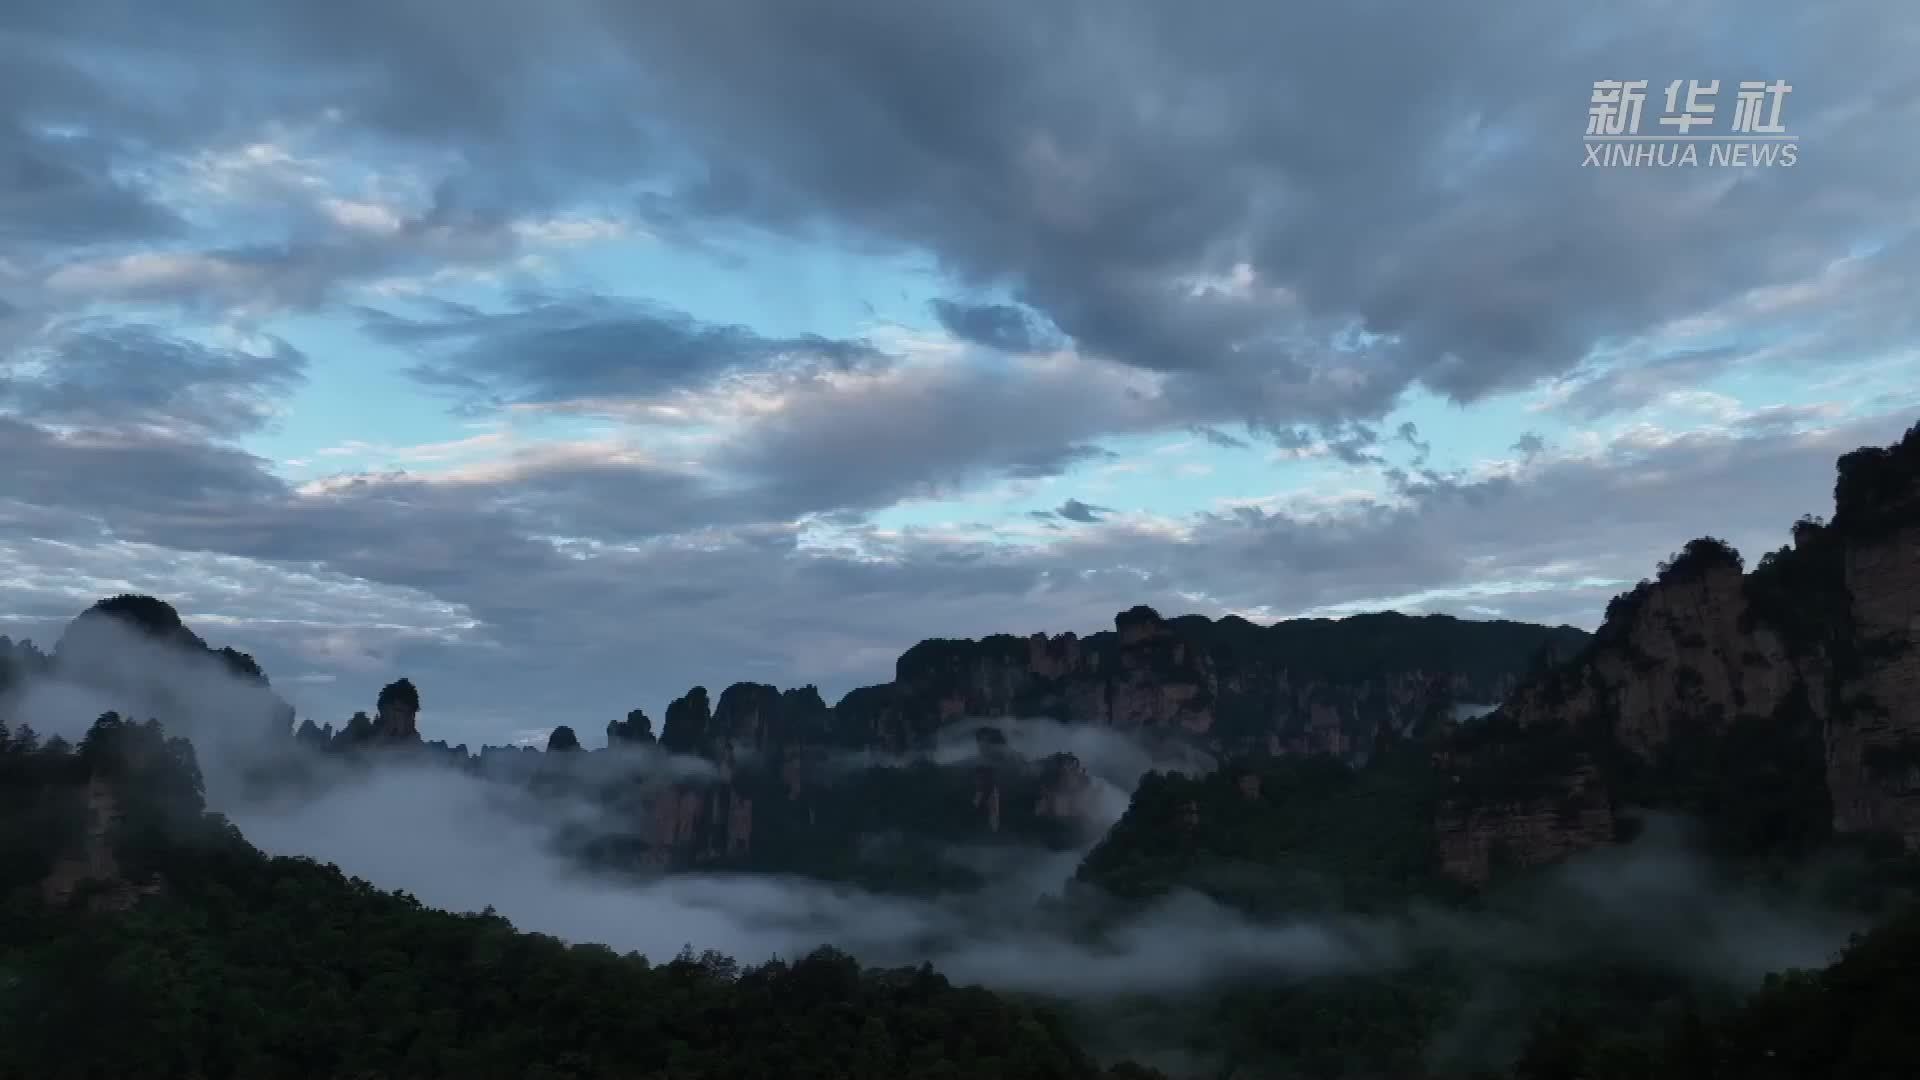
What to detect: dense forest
<box><xmin>0</xmin><ymin>713</ymin><xmax>1161</xmax><ymax>1080</ymax></box>
<box><xmin>7</xmin><ymin>711</ymin><xmax>1920</xmax><ymax>1078</ymax></box>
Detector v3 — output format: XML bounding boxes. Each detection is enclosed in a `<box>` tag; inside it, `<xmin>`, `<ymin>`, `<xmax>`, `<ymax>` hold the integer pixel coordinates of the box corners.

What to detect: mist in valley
<box><xmin>3</xmin><ymin>618</ymin><xmax>1870</xmax><ymax>1072</ymax></box>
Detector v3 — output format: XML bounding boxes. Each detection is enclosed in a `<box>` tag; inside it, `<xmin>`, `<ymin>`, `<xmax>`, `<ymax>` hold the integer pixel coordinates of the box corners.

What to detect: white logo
<box><xmin>1584</xmin><ymin>79</ymin><xmax>1797</xmax><ymax>167</ymax></box>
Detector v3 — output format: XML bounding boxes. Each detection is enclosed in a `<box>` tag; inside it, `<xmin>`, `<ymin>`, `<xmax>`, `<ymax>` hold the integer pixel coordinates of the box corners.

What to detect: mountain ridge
<box><xmin>1430</xmin><ymin>420</ymin><xmax>1920</xmax><ymax>881</ymax></box>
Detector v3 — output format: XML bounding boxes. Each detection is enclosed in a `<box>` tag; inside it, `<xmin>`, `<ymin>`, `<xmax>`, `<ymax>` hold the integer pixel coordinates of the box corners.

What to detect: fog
<box><xmin>4</xmin><ymin>624</ymin><xmax>1865</xmax><ymax>1012</ymax></box>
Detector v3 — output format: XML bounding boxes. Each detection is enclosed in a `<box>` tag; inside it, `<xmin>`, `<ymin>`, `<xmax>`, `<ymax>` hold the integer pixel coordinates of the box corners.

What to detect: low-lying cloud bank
<box><xmin>225</xmin><ymin>757</ymin><xmax>1858</xmax><ymax>1002</ymax></box>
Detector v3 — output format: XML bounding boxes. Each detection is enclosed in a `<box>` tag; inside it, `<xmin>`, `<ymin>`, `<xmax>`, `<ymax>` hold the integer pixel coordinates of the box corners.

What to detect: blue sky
<box><xmin>1</xmin><ymin>0</ymin><xmax>1916</xmax><ymax>746</ymax></box>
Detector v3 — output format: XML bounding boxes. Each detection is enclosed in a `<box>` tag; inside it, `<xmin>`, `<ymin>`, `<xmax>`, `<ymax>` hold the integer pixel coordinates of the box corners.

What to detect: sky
<box><xmin>1</xmin><ymin>0</ymin><xmax>1917</xmax><ymax>747</ymax></box>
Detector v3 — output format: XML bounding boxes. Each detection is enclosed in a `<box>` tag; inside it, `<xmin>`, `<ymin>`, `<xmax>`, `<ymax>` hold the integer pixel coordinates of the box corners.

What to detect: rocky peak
<box><xmin>660</xmin><ymin>686</ymin><xmax>712</xmax><ymax>755</ymax></box>
<box><xmin>60</xmin><ymin>594</ymin><xmax>206</xmax><ymax>654</ymax></box>
<box><xmin>1115</xmin><ymin>605</ymin><xmax>1170</xmax><ymax>646</ymax></box>
<box><xmin>1034</xmin><ymin>753</ymin><xmax>1095</xmax><ymax>820</ymax></box>
<box><xmin>47</xmin><ymin>594</ymin><xmax>297</xmax><ymax>743</ymax></box>
<box><xmin>546</xmin><ymin>725</ymin><xmax>582</xmax><ymax>753</ymax></box>
<box><xmin>374</xmin><ymin>678</ymin><xmax>421</xmax><ymax>740</ymax></box>
<box><xmin>1436</xmin><ymin>421</ymin><xmax>1920</xmax><ymax>885</ymax></box>
<box><xmin>608</xmin><ymin>708</ymin><xmax>656</xmax><ymax>747</ymax></box>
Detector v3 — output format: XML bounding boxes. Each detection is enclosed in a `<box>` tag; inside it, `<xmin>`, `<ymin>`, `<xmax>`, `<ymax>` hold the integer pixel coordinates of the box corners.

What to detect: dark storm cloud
<box><xmin>1</xmin><ymin>322</ymin><xmax>307</xmax><ymax>438</ymax></box>
<box><xmin>6</xmin><ymin>0</ymin><xmax>1910</xmax><ymax>425</ymax></box>
<box><xmin>607</xmin><ymin>0</ymin><xmax>1916</xmax><ymax>420</ymax></box>
<box><xmin>364</xmin><ymin>294</ymin><xmax>886</xmax><ymax>408</ymax></box>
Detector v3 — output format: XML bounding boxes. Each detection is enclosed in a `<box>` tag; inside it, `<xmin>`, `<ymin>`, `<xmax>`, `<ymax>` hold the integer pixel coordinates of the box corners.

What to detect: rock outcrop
<box><xmin>373</xmin><ymin>678</ymin><xmax>421</xmax><ymax>740</ymax></box>
<box><xmin>41</xmin><ymin>594</ymin><xmax>297</xmax><ymax>742</ymax></box>
<box><xmin>1436</xmin><ymin>422</ymin><xmax>1920</xmax><ymax>884</ymax></box>
<box><xmin>40</xmin><ymin>777</ymin><xmax>163</xmax><ymax>912</ymax></box>
<box><xmin>596</xmin><ymin>608</ymin><xmax>1580</xmax><ymax>870</ymax></box>
<box><xmin>735</xmin><ymin>608</ymin><xmax>1584</xmax><ymax>764</ymax></box>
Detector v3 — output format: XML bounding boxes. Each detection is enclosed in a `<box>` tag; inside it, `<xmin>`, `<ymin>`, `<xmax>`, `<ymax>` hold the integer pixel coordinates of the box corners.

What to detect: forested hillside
<box><xmin>0</xmin><ymin>713</ymin><xmax>1161</xmax><ymax>1080</ymax></box>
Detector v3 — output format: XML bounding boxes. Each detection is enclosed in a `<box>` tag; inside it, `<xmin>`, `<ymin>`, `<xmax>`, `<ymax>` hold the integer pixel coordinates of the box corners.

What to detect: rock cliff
<box><xmin>41</xmin><ymin>594</ymin><xmax>297</xmax><ymax>744</ymax></box>
<box><xmin>596</xmin><ymin>607</ymin><xmax>1582</xmax><ymax>872</ymax></box>
<box><xmin>1435</xmin><ymin>421</ymin><xmax>1920</xmax><ymax>884</ymax></box>
<box><xmin>39</xmin><ymin>777</ymin><xmax>163</xmax><ymax>912</ymax></box>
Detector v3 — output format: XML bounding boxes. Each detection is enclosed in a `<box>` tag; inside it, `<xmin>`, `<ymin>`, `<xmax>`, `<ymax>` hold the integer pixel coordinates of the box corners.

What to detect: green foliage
<box><xmin>1170</xmin><ymin>611</ymin><xmax>1590</xmax><ymax>694</ymax></box>
<box><xmin>0</xmin><ymin>720</ymin><xmax>88</xmax><ymax>893</ymax></box>
<box><xmin>73</xmin><ymin>594</ymin><xmax>199</xmax><ymax>643</ymax></box>
<box><xmin>897</xmin><ymin>634</ymin><xmax>1034</xmax><ymax>684</ymax></box>
<box><xmin>1741</xmin><ymin>515</ymin><xmax>1850</xmax><ymax>656</ymax></box>
<box><xmin>1445</xmin><ymin>714</ymin><xmax>1592</xmax><ymax>807</ymax></box>
<box><xmin>376</xmin><ymin>677</ymin><xmax>420</xmax><ymax>714</ymax></box>
<box><xmin>1601</xmin><ymin>682</ymin><xmax>1832</xmax><ymax>860</ymax></box>
<box><xmin>0</xmin><ymin>718</ymin><xmax>1154</xmax><ymax>1080</ymax></box>
<box><xmin>1831</xmin><ymin>419</ymin><xmax>1920</xmax><ymax>539</ymax></box>
<box><xmin>0</xmin><ymin>636</ymin><xmax>50</xmax><ymax>697</ymax></box>
<box><xmin>737</xmin><ymin>758</ymin><xmax>1083</xmax><ymax>893</ymax></box>
<box><xmin>1655</xmin><ymin>536</ymin><xmax>1745</xmax><ymax>583</ymax></box>
<box><xmin>1075</xmin><ymin>749</ymin><xmax>1448</xmax><ymax>914</ymax></box>
<box><xmin>1514</xmin><ymin>896</ymin><xmax>1920</xmax><ymax>1079</ymax></box>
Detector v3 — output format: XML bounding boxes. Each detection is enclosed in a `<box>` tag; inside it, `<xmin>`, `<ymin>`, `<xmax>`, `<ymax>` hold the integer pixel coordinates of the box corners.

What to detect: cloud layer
<box><xmin>0</xmin><ymin>0</ymin><xmax>1915</xmax><ymax>738</ymax></box>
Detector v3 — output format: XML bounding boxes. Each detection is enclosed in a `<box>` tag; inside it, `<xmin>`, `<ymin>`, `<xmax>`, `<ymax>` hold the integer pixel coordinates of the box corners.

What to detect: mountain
<box><xmin>14</xmin><ymin>710</ymin><xmax>1915</xmax><ymax>1080</ymax></box>
<box><xmin>1048</xmin><ymin>422</ymin><xmax>1920</xmax><ymax>1076</ymax></box>
<box><xmin>231</xmin><ymin>603</ymin><xmax>1584</xmax><ymax>888</ymax></box>
<box><xmin>1434</xmin><ymin>420</ymin><xmax>1920</xmax><ymax>883</ymax></box>
<box><xmin>1505</xmin><ymin>897</ymin><xmax>1920</xmax><ymax>1078</ymax></box>
<box><xmin>565</xmin><ymin>609</ymin><xmax>1584</xmax><ymax>877</ymax></box>
<box><xmin>831</xmin><ymin>606</ymin><xmax>1587</xmax><ymax>759</ymax></box>
<box><xmin>1076</xmin><ymin>422</ymin><xmax>1920</xmax><ymax>905</ymax></box>
<box><xmin>8</xmin><ymin>424</ymin><xmax>1918</xmax><ymax>1077</ymax></box>
<box><xmin>0</xmin><ymin>713</ymin><xmax>1164</xmax><ymax>1080</ymax></box>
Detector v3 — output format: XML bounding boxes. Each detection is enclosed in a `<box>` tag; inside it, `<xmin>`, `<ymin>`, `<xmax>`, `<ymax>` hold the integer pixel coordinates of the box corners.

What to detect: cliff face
<box><xmin>602</xmin><ymin>608</ymin><xmax>1583</xmax><ymax>872</ymax></box>
<box><xmin>1828</xmin><ymin>520</ymin><xmax>1920</xmax><ymax>842</ymax></box>
<box><xmin>839</xmin><ymin>606</ymin><xmax>1583</xmax><ymax>760</ymax></box>
<box><xmin>1436</xmin><ymin>422</ymin><xmax>1920</xmax><ymax>884</ymax></box>
<box><xmin>39</xmin><ymin>777</ymin><xmax>164</xmax><ymax>912</ymax></box>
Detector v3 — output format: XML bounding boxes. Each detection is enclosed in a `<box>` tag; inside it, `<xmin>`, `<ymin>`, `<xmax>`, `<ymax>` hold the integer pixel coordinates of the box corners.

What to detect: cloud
<box><xmin>0</xmin><ymin>122</ymin><xmax>182</xmax><ymax>247</ymax></box>
<box><xmin>9</xmin><ymin>0</ymin><xmax>1911</xmax><ymax>424</ymax></box>
<box><xmin>615</xmin><ymin>0</ymin><xmax>1918</xmax><ymax>423</ymax></box>
<box><xmin>0</xmin><ymin>593</ymin><xmax>1868</xmax><ymax>1041</ymax></box>
<box><xmin>1</xmin><ymin>0</ymin><xmax>1915</xmax><ymax>751</ymax></box>
<box><xmin>210</xmin><ymin>725</ymin><xmax>1857</xmax><ymax>1011</ymax></box>
<box><xmin>1054</xmin><ymin>498</ymin><xmax>1115</xmax><ymax>524</ymax></box>
<box><xmin>368</xmin><ymin>293</ymin><xmax>887</xmax><ymax>410</ymax></box>
<box><xmin>1</xmin><ymin>321</ymin><xmax>307</xmax><ymax>438</ymax></box>
<box><xmin>711</xmin><ymin>351</ymin><xmax>1149</xmax><ymax>512</ymax></box>
<box><xmin>1187</xmin><ymin>425</ymin><xmax>1250</xmax><ymax>450</ymax></box>
<box><xmin>1</xmin><ymin>385</ymin><xmax>1908</xmax><ymax>740</ymax></box>
<box><xmin>928</xmin><ymin>299</ymin><xmax>1061</xmax><ymax>354</ymax></box>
